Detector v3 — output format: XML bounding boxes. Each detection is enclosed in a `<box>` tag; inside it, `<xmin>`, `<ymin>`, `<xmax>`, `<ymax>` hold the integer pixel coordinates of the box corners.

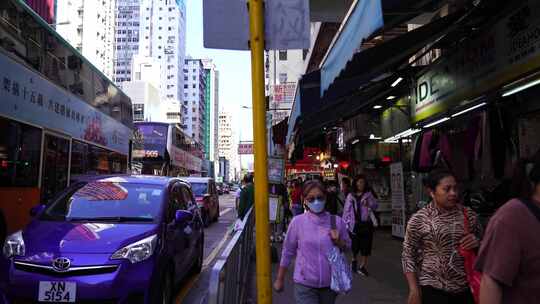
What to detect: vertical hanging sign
<box><xmin>390</xmin><ymin>162</ymin><xmax>406</xmax><ymax>238</ymax></box>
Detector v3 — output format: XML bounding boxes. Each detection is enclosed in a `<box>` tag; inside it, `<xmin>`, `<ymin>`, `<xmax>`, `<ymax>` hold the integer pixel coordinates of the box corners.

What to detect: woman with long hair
<box><xmin>342</xmin><ymin>175</ymin><xmax>379</xmax><ymax>276</ymax></box>
<box><xmin>402</xmin><ymin>170</ymin><xmax>480</xmax><ymax>304</ymax></box>
<box><xmin>274</xmin><ymin>180</ymin><xmax>351</xmax><ymax>304</ymax></box>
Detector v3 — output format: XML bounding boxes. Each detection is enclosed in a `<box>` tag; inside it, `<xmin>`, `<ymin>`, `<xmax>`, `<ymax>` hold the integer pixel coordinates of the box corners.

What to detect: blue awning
<box><xmin>320</xmin><ymin>0</ymin><xmax>384</xmax><ymax>95</ymax></box>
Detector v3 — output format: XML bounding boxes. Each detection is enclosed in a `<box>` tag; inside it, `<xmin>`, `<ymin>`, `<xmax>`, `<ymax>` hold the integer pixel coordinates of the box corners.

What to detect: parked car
<box><xmin>1</xmin><ymin>175</ymin><xmax>204</xmax><ymax>304</ymax></box>
<box><xmin>184</xmin><ymin>177</ymin><xmax>219</xmax><ymax>227</ymax></box>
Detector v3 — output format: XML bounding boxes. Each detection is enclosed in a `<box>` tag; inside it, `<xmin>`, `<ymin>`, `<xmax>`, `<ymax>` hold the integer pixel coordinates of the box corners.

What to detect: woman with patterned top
<box><xmin>402</xmin><ymin>170</ymin><xmax>481</xmax><ymax>304</ymax></box>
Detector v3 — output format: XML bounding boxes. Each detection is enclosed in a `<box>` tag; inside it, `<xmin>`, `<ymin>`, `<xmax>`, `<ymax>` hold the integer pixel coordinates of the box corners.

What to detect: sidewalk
<box><xmin>247</xmin><ymin>229</ymin><xmax>408</xmax><ymax>303</ymax></box>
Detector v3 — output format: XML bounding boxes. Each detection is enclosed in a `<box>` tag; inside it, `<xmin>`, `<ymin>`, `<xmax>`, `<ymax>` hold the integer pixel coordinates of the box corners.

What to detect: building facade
<box><xmin>25</xmin><ymin>0</ymin><xmax>55</xmax><ymax>24</ymax></box>
<box><xmin>114</xmin><ymin>0</ymin><xmax>187</xmax><ymax>124</ymax></box>
<box><xmin>266</xmin><ymin>49</ymin><xmax>306</xmax><ymax>125</ymax></box>
<box><xmin>202</xmin><ymin>59</ymin><xmax>219</xmax><ymax>163</ymax></box>
<box><xmin>56</xmin><ymin>0</ymin><xmax>116</xmax><ymax>79</ymax></box>
<box><xmin>218</xmin><ymin>111</ymin><xmax>237</xmax><ymax>182</ymax></box>
<box><xmin>184</xmin><ymin>58</ymin><xmax>207</xmax><ymax>146</ymax></box>
<box><xmin>122</xmin><ymin>81</ymin><xmax>161</xmax><ymax>122</ymax></box>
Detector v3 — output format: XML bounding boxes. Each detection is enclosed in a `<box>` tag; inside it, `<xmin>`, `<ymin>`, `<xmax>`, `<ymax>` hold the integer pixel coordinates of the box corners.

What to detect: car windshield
<box><xmin>191</xmin><ymin>183</ymin><xmax>208</xmax><ymax>197</ymax></box>
<box><xmin>40</xmin><ymin>182</ymin><xmax>164</xmax><ymax>223</ymax></box>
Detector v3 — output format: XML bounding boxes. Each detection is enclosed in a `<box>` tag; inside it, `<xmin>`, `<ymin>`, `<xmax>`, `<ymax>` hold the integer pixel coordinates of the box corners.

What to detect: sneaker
<box><xmin>357</xmin><ymin>267</ymin><xmax>369</xmax><ymax>277</ymax></box>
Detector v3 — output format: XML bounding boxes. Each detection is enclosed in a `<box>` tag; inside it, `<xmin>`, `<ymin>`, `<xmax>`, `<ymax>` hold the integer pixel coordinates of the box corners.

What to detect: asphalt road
<box><xmin>175</xmin><ymin>194</ymin><xmax>238</xmax><ymax>304</ymax></box>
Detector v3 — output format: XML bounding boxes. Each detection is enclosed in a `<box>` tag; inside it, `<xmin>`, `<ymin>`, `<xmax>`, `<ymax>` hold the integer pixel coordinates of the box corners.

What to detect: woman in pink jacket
<box><xmin>274</xmin><ymin>180</ymin><xmax>351</xmax><ymax>304</ymax></box>
<box><xmin>343</xmin><ymin>175</ymin><xmax>379</xmax><ymax>276</ymax></box>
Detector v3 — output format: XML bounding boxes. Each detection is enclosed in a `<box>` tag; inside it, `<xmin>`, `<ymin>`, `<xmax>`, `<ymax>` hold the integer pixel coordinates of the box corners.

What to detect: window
<box><xmin>0</xmin><ymin>117</ymin><xmax>41</xmax><ymax>187</ymax></box>
<box><xmin>279</xmin><ymin>50</ymin><xmax>287</xmax><ymax>61</ymax></box>
<box><xmin>133</xmin><ymin>104</ymin><xmax>144</xmax><ymax>121</ymax></box>
<box><xmin>192</xmin><ymin>84</ymin><xmax>196</xmax><ymax>88</ymax></box>
<box><xmin>184</xmin><ymin>84</ymin><xmax>188</xmax><ymax>88</ymax></box>
<box><xmin>279</xmin><ymin>73</ymin><xmax>288</xmax><ymax>83</ymax></box>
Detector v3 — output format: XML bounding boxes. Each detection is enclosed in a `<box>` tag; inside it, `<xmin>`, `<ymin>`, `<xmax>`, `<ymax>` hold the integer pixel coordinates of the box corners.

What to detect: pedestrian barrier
<box><xmin>208</xmin><ymin>207</ymin><xmax>255</xmax><ymax>304</ymax></box>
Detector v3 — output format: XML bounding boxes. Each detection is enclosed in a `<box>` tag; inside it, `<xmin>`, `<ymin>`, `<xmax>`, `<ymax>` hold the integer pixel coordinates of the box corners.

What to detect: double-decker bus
<box><xmin>133</xmin><ymin>122</ymin><xmax>203</xmax><ymax>177</ymax></box>
<box><xmin>0</xmin><ymin>0</ymin><xmax>134</xmax><ymax>240</ymax></box>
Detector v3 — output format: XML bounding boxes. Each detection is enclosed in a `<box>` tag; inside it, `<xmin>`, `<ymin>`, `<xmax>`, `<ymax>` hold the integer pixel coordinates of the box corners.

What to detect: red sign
<box><xmin>238</xmin><ymin>143</ymin><xmax>254</xmax><ymax>155</ymax></box>
<box><xmin>272</xmin><ymin>83</ymin><xmax>296</xmax><ymax>104</ymax></box>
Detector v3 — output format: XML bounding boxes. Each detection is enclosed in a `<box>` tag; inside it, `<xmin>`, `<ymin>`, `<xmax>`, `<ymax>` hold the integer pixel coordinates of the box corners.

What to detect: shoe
<box><xmin>357</xmin><ymin>267</ymin><xmax>369</xmax><ymax>277</ymax></box>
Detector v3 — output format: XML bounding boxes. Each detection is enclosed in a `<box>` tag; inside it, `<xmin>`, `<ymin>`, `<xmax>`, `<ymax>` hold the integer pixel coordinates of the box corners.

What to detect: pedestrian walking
<box><xmin>402</xmin><ymin>170</ymin><xmax>480</xmax><ymax>304</ymax></box>
<box><xmin>273</xmin><ymin>180</ymin><xmax>351</xmax><ymax>304</ymax></box>
<box><xmin>290</xmin><ymin>179</ymin><xmax>304</xmax><ymax>216</ymax></box>
<box><xmin>475</xmin><ymin>162</ymin><xmax>540</xmax><ymax>304</ymax></box>
<box><xmin>340</xmin><ymin>177</ymin><xmax>352</xmax><ymax>199</ymax></box>
<box><xmin>325</xmin><ymin>180</ymin><xmax>342</xmax><ymax>216</ymax></box>
<box><xmin>237</xmin><ymin>174</ymin><xmax>254</xmax><ymax>220</ymax></box>
<box><xmin>343</xmin><ymin>175</ymin><xmax>379</xmax><ymax>276</ymax></box>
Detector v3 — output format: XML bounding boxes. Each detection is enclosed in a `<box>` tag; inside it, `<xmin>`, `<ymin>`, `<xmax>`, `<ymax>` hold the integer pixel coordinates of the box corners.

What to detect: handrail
<box><xmin>208</xmin><ymin>207</ymin><xmax>255</xmax><ymax>304</ymax></box>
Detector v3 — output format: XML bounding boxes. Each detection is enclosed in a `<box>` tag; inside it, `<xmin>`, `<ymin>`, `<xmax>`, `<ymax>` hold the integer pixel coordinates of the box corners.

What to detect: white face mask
<box><xmin>306</xmin><ymin>199</ymin><xmax>326</xmax><ymax>214</ymax></box>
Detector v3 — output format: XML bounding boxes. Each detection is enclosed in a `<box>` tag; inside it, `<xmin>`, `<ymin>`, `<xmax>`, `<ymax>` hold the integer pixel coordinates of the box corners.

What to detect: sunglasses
<box><xmin>305</xmin><ymin>195</ymin><xmax>325</xmax><ymax>203</ymax></box>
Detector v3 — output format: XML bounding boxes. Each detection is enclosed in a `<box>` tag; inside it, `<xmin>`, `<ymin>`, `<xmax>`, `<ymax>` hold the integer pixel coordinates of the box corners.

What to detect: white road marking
<box><xmin>219</xmin><ymin>207</ymin><xmax>233</xmax><ymax>217</ymax></box>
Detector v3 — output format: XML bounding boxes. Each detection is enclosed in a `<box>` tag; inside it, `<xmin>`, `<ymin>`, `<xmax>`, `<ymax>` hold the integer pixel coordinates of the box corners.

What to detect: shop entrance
<box><xmin>41</xmin><ymin>133</ymin><xmax>70</xmax><ymax>203</ymax></box>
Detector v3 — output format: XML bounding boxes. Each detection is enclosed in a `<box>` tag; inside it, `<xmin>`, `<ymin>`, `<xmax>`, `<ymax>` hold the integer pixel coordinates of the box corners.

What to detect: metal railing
<box><xmin>208</xmin><ymin>207</ymin><xmax>255</xmax><ymax>304</ymax></box>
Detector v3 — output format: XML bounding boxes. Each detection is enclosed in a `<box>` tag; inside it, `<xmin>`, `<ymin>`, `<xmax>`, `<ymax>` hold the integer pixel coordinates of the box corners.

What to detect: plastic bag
<box><xmin>327</xmin><ymin>246</ymin><xmax>352</xmax><ymax>294</ymax></box>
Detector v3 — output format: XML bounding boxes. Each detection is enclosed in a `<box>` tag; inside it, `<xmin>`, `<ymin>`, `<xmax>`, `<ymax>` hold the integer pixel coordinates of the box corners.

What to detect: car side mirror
<box><xmin>175</xmin><ymin>210</ymin><xmax>193</xmax><ymax>224</ymax></box>
<box><xmin>30</xmin><ymin>204</ymin><xmax>46</xmax><ymax>217</ymax></box>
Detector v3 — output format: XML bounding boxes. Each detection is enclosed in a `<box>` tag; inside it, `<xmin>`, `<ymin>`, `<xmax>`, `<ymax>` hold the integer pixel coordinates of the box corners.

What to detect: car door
<box><xmin>166</xmin><ymin>183</ymin><xmax>189</xmax><ymax>276</ymax></box>
<box><xmin>180</xmin><ymin>185</ymin><xmax>198</xmax><ymax>262</ymax></box>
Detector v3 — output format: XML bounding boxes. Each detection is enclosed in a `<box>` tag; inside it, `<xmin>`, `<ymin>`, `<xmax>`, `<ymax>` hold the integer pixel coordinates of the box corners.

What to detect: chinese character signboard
<box><xmin>0</xmin><ymin>53</ymin><xmax>132</xmax><ymax>154</ymax></box>
<box><xmin>203</xmin><ymin>0</ymin><xmax>310</xmax><ymax>50</ymax></box>
<box><xmin>390</xmin><ymin>162</ymin><xmax>406</xmax><ymax>238</ymax></box>
<box><xmin>272</xmin><ymin>82</ymin><xmax>296</xmax><ymax>104</ymax></box>
<box><xmin>238</xmin><ymin>142</ymin><xmax>254</xmax><ymax>155</ymax></box>
<box><xmin>412</xmin><ymin>1</ymin><xmax>540</xmax><ymax>122</ymax></box>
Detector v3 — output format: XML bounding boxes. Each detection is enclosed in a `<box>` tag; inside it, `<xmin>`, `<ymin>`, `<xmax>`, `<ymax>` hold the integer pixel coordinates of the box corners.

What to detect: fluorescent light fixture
<box><xmin>391</xmin><ymin>77</ymin><xmax>403</xmax><ymax>87</ymax></box>
<box><xmin>383</xmin><ymin>128</ymin><xmax>421</xmax><ymax>143</ymax></box>
<box><xmin>373</xmin><ymin>105</ymin><xmax>382</xmax><ymax>109</ymax></box>
<box><xmin>451</xmin><ymin>102</ymin><xmax>487</xmax><ymax>118</ymax></box>
<box><xmin>351</xmin><ymin>139</ymin><xmax>360</xmax><ymax>145</ymax></box>
<box><xmin>369</xmin><ymin>134</ymin><xmax>382</xmax><ymax>140</ymax></box>
<box><xmin>386</xmin><ymin>95</ymin><xmax>396</xmax><ymax>100</ymax></box>
<box><xmin>502</xmin><ymin>78</ymin><xmax>540</xmax><ymax>97</ymax></box>
<box><xmin>423</xmin><ymin>117</ymin><xmax>450</xmax><ymax>128</ymax></box>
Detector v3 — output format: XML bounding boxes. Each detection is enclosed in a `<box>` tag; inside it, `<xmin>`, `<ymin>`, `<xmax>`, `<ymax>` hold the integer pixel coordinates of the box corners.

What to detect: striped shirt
<box><xmin>402</xmin><ymin>203</ymin><xmax>481</xmax><ymax>293</ymax></box>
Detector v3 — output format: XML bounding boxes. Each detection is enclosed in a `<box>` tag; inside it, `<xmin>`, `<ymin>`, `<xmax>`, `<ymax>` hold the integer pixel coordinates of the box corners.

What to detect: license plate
<box><xmin>38</xmin><ymin>281</ymin><xmax>76</xmax><ymax>303</ymax></box>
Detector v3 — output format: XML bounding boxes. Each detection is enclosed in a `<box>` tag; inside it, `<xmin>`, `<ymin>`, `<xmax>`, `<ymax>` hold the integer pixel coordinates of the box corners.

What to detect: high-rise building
<box><xmin>218</xmin><ymin>111</ymin><xmax>237</xmax><ymax>182</ymax></box>
<box><xmin>202</xmin><ymin>59</ymin><xmax>219</xmax><ymax>163</ymax></box>
<box><xmin>184</xmin><ymin>58</ymin><xmax>206</xmax><ymax>146</ymax></box>
<box><xmin>266</xmin><ymin>49</ymin><xmax>306</xmax><ymax>125</ymax></box>
<box><xmin>56</xmin><ymin>0</ymin><xmax>116</xmax><ymax>79</ymax></box>
<box><xmin>114</xmin><ymin>0</ymin><xmax>187</xmax><ymax>124</ymax></box>
<box><xmin>25</xmin><ymin>0</ymin><xmax>55</xmax><ymax>24</ymax></box>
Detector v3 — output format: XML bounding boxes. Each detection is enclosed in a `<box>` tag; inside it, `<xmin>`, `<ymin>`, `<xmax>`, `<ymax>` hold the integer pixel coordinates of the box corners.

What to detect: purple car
<box><xmin>1</xmin><ymin>175</ymin><xmax>204</xmax><ymax>304</ymax></box>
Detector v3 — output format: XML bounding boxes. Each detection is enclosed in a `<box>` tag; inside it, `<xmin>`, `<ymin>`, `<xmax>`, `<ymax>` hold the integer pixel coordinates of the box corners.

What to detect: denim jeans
<box><xmin>294</xmin><ymin>284</ymin><xmax>337</xmax><ymax>304</ymax></box>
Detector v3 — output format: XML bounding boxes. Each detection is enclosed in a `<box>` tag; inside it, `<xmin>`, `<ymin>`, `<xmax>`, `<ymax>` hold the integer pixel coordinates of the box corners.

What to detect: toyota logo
<box><xmin>52</xmin><ymin>257</ymin><xmax>71</xmax><ymax>272</ymax></box>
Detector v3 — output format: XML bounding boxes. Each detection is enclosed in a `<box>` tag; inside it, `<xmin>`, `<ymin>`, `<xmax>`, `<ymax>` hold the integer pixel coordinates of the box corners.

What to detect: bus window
<box><xmin>41</xmin><ymin>134</ymin><xmax>70</xmax><ymax>203</ymax></box>
<box><xmin>0</xmin><ymin>117</ymin><xmax>41</xmax><ymax>187</ymax></box>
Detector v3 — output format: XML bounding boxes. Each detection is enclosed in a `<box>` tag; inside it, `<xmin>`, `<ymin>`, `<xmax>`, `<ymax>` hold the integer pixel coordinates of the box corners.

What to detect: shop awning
<box><xmin>323</xmin><ymin>10</ymin><xmax>464</xmax><ymax>101</ymax></box>
<box><xmin>320</xmin><ymin>0</ymin><xmax>384</xmax><ymax>94</ymax></box>
<box><xmin>296</xmin><ymin>12</ymin><xmax>464</xmax><ymax>141</ymax></box>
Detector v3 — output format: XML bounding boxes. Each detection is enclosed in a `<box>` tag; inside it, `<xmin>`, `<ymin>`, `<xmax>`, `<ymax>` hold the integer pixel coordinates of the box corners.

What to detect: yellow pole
<box><xmin>248</xmin><ymin>0</ymin><xmax>272</xmax><ymax>303</ymax></box>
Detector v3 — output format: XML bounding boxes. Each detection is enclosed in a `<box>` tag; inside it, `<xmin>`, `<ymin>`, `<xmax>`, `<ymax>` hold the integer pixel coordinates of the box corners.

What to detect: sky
<box><xmin>185</xmin><ymin>0</ymin><xmax>254</xmax><ymax>142</ymax></box>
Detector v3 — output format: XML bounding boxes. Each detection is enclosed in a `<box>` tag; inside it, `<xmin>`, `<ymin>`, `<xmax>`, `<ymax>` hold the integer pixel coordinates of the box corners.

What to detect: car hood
<box><xmin>22</xmin><ymin>220</ymin><xmax>159</xmax><ymax>254</ymax></box>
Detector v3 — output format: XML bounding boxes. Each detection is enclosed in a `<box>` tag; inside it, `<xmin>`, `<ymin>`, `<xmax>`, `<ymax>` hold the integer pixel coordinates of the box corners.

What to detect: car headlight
<box><xmin>111</xmin><ymin>234</ymin><xmax>157</xmax><ymax>264</ymax></box>
<box><xmin>3</xmin><ymin>231</ymin><xmax>25</xmax><ymax>258</ymax></box>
